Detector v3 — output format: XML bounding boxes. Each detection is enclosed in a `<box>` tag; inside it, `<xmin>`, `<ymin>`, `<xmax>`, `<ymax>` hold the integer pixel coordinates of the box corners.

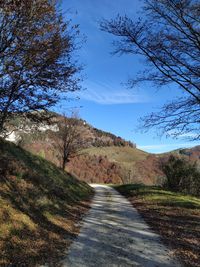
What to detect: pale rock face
<box><xmin>2</xmin><ymin>123</ymin><xmax>59</xmax><ymax>144</ymax></box>
<box><xmin>38</xmin><ymin>124</ymin><xmax>59</xmax><ymax>132</ymax></box>
<box><xmin>5</xmin><ymin>131</ymin><xmax>18</xmax><ymax>143</ymax></box>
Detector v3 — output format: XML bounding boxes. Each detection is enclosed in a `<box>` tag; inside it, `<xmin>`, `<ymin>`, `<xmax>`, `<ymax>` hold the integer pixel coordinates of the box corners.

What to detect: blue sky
<box><xmin>57</xmin><ymin>0</ymin><xmax>199</xmax><ymax>153</ymax></box>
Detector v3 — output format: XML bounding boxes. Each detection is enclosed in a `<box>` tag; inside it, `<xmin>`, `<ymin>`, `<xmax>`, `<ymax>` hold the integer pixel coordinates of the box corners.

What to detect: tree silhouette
<box><xmin>56</xmin><ymin>113</ymin><xmax>85</xmax><ymax>170</ymax></box>
<box><xmin>101</xmin><ymin>0</ymin><xmax>200</xmax><ymax>140</ymax></box>
<box><xmin>0</xmin><ymin>0</ymin><xmax>81</xmax><ymax>133</ymax></box>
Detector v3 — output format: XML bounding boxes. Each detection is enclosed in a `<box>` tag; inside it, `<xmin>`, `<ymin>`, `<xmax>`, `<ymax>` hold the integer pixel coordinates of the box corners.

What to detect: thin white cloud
<box><xmin>76</xmin><ymin>80</ymin><xmax>149</xmax><ymax>105</ymax></box>
<box><xmin>138</xmin><ymin>144</ymin><xmax>171</xmax><ymax>150</ymax></box>
<box><xmin>138</xmin><ymin>142</ymin><xmax>200</xmax><ymax>153</ymax></box>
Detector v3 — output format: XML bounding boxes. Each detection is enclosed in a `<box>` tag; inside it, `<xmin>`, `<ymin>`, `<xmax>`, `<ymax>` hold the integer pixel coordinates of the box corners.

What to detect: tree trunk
<box><xmin>62</xmin><ymin>157</ymin><xmax>66</xmax><ymax>171</ymax></box>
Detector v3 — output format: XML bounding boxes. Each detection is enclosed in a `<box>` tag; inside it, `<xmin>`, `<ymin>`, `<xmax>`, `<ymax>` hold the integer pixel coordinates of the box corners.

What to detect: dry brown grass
<box><xmin>0</xmin><ymin>194</ymin><xmax>92</xmax><ymax>266</ymax></box>
<box><xmin>0</xmin><ymin>138</ymin><xmax>93</xmax><ymax>266</ymax></box>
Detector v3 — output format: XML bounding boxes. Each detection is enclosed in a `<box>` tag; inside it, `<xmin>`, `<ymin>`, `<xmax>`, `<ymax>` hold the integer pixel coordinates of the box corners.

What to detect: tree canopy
<box><xmin>0</xmin><ymin>0</ymin><xmax>81</xmax><ymax>133</ymax></box>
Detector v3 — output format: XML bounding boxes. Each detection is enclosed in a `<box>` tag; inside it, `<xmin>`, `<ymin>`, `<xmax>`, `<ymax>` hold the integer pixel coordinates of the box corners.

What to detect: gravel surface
<box><xmin>63</xmin><ymin>184</ymin><xmax>181</xmax><ymax>267</ymax></box>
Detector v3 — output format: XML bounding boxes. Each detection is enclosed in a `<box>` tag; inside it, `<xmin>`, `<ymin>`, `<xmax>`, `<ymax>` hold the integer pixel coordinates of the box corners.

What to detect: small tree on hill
<box><xmin>56</xmin><ymin>113</ymin><xmax>85</xmax><ymax>171</ymax></box>
<box><xmin>0</xmin><ymin>0</ymin><xmax>81</xmax><ymax>134</ymax></box>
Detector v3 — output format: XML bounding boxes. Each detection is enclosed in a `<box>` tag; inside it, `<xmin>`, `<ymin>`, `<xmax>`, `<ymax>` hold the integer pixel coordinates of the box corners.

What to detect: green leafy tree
<box><xmin>162</xmin><ymin>155</ymin><xmax>200</xmax><ymax>195</ymax></box>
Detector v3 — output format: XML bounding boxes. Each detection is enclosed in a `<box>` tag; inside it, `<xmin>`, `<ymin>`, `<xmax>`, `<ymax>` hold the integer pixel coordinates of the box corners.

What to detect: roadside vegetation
<box><xmin>161</xmin><ymin>155</ymin><xmax>200</xmax><ymax>196</ymax></box>
<box><xmin>0</xmin><ymin>138</ymin><xmax>93</xmax><ymax>266</ymax></box>
<box><xmin>115</xmin><ymin>184</ymin><xmax>200</xmax><ymax>267</ymax></box>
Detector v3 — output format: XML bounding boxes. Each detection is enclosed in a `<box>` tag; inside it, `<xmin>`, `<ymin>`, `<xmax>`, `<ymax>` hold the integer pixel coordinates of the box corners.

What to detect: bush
<box><xmin>162</xmin><ymin>155</ymin><xmax>200</xmax><ymax>196</ymax></box>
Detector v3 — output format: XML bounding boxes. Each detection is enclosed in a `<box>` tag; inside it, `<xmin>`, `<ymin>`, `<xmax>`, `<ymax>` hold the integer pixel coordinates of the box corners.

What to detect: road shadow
<box><xmin>64</xmin><ymin>185</ymin><xmax>181</xmax><ymax>267</ymax></box>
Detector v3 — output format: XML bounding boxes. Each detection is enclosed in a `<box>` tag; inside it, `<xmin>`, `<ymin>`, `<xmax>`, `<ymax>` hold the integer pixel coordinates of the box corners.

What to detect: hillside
<box><xmin>5</xmin><ymin>112</ymin><xmax>136</xmax><ymax>149</ymax></box>
<box><xmin>166</xmin><ymin>146</ymin><xmax>200</xmax><ymax>162</ymax></box>
<box><xmin>4</xmin><ymin>113</ymin><xmax>200</xmax><ymax>185</ymax></box>
<box><xmin>67</xmin><ymin>146</ymin><xmax>165</xmax><ymax>185</ymax></box>
<box><xmin>67</xmin><ymin>145</ymin><xmax>200</xmax><ymax>185</ymax></box>
<box><xmin>19</xmin><ymin>126</ymin><xmax>162</xmax><ymax>185</ymax></box>
<box><xmin>0</xmin><ymin>138</ymin><xmax>93</xmax><ymax>266</ymax></box>
<box><xmin>83</xmin><ymin>146</ymin><xmax>148</xmax><ymax>163</ymax></box>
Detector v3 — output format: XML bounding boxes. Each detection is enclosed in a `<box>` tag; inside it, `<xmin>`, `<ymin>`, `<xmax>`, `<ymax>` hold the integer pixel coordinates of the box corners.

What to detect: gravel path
<box><xmin>63</xmin><ymin>184</ymin><xmax>181</xmax><ymax>267</ymax></box>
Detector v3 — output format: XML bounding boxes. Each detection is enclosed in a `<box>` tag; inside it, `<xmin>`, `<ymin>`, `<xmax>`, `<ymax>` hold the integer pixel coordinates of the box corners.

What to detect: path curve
<box><xmin>63</xmin><ymin>184</ymin><xmax>181</xmax><ymax>267</ymax></box>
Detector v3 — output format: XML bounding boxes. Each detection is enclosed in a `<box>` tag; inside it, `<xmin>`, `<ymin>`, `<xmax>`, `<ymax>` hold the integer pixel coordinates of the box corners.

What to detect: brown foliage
<box><xmin>0</xmin><ymin>1</ymin><xmax>81</xmax><ymax>133</ymax></box>
<box><xmin>67</xmin><ymin>154</ymin><xmax>123</xmax><ymax>184</ymax></box>
<box><xmin>134</xmin><ymin>155</ymin><xmax>164</xmax><ymax>185</ymax></box>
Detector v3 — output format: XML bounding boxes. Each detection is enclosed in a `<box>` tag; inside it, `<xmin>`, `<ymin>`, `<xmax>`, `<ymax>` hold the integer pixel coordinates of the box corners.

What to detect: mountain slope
<box><xmin>4</xmin><ymin>113</ymin><xmax>200</xmax><ymax>185</ymax></box>
<box><xmin>68</xmin><ymin>146</ymin><xmax>163</xmax><ymax>185</ymax></box>
<box><xmin>0</xmin><ymin>138</ymin><xmax>93</xmax><ymax>266</ymax></box>
<box><xmin>169</xmin><ymin>146</ymin><xmax>200</xmax><ymax>161</ymax></box>
<box><xmin>3</xmin><ymin>115</ymin><xmax>165</xmax><ymax>185</ymax></box>
<box><xmin>83</xmin><ymin>146</ymin><xmax>148</xmax><ymax>163</ymax></box>
<box><xmin>5</xmin><ymin>112</ymin><xmax>136</xmax><ymax>149</ymax></box>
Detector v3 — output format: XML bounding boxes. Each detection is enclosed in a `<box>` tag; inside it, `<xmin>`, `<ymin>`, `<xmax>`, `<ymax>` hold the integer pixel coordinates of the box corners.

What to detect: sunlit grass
<box><xmin>83</xmin><ymin>146</ymin><xmax>148</xmax><ymax>164</ymax></box>
<box><xmin>115</xmin><ymin>184</ymin><xmax>200</xmax><ymax>209</ymax></box>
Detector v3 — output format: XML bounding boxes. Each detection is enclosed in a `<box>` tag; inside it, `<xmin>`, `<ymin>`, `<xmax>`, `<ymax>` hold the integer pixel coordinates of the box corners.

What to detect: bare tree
<box><xmin>56</xmin><ymin>112</ymin><xmax>85</xmax><ymax>171</ymax></box>
<box><xmin>100</xmin><ymin>0</ymin><xmax>200</xmax><ymax>140</ymax></box>
<box><xmin>0</xmin><ymin>0</ymin><xmax>81</xmax><ymax>134</ymax></box>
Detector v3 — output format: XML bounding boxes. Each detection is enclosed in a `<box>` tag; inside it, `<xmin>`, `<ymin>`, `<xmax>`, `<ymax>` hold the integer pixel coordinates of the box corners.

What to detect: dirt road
<box><xmin>63</xmin><ymin>184</ymin><xmax>181</xmax><ymax>267</ymax></box>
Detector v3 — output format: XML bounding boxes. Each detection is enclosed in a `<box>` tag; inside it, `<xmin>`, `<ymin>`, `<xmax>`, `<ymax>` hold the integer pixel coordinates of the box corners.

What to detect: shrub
<box><xmin>162</xmin><ymin>155</ymin><xmax>200</xmax><ymax>196</ymax></box>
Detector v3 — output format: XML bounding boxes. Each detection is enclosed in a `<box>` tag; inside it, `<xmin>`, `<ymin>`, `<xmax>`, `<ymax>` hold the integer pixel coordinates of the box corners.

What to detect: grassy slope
<box><xmin>82</xmin><ymin>146</ymin><xmax>160</xmax><ymax>184</ymax></box>
<box><xmin>115</xmin><ymin>184</ymin><xmax>200</xmax><ymax>267</ymax></box>
<box><xmin>83</xmin><ymin>146</ymin><xmax>148</xmax><ymax>169</ymax></box>
<box><xmin>0</xmin><ymin>138</ymin><xmax>93</xmax><ymax>266</ymax></box>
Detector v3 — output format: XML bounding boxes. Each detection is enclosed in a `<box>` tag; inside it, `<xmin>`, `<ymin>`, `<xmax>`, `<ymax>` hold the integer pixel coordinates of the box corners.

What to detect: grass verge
<box><xmin>0</xmin><ymin>138</ymin><xmax>94</xmax><ymax>266</ymax></box>
<box><xmin>114</xmin><ymin>184</ymin><xmax>200</xmax><ymax>267</ymax></box>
